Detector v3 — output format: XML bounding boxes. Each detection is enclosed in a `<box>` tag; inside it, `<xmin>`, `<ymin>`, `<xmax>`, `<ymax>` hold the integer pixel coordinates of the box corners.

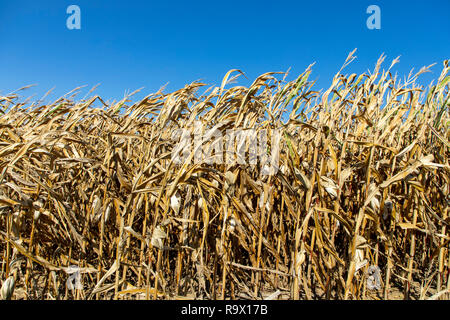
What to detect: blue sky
<box><xmin>0</xmin><ymin>0</ymin><xmax>449</xmax><ymax>104</ymax></box>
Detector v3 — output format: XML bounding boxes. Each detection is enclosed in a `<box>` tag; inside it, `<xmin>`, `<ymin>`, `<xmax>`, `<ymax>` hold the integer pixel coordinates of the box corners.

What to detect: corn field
<box><xmin>1</xmin><ymin>53</ymin><xmax>449</xmax><ymax>300</ymax></box>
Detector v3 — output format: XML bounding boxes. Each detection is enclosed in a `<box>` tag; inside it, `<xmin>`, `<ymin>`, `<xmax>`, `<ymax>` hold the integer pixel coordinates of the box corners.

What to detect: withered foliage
<box><xmin>0</xmin><ymin>54</ymin><xmax>449</xmax><ymax>300</ymax></box>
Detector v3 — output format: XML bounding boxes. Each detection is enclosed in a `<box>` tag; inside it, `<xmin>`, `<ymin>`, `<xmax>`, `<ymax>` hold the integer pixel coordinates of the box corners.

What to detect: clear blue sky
<box><xmin>0</xmin><ymin>0</ymin><xmax>449</xmax><ymax>104</ymax></box>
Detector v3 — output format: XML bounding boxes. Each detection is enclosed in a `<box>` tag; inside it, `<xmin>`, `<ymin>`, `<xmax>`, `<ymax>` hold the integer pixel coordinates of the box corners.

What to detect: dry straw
<box><xmin>0</xmin><ymin>52</ymin><xmax>449</xmax><ymax>300</ymax></box>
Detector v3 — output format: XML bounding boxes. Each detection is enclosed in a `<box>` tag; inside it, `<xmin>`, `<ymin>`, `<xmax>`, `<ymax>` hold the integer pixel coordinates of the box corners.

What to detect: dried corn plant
<box><xmin>0</xmin><ymin>53</ymin><xmax>449</xmax><ymax>300</ymax></box>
